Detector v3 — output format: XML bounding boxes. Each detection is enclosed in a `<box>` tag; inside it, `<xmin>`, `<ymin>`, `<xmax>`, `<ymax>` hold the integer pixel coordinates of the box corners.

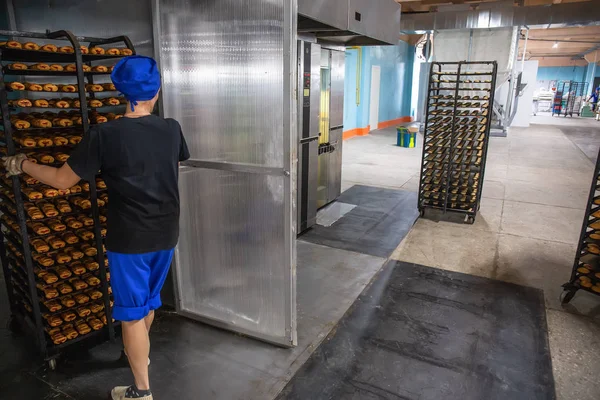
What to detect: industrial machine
<box><xmin>295</xmin><ymin>0</ymin><xmax>398</xmax><ymax>234</ymax></box>
<box><xmin>296</xmin><ymin>42</ymin><xmax>345</xmax><ymax>233</ymax></box>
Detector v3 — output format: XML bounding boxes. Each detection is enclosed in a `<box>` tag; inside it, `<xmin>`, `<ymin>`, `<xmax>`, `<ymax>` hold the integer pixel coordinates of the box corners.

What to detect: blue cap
<box><xmin>111</xmin><ymin>55</ymin><xmax>161</xmax><ymax>111</ymax></box>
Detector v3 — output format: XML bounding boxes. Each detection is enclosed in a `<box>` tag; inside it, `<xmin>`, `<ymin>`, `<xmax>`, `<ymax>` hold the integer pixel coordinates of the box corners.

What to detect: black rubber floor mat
<box><xmin>278</xmin><ymin>261</ymin><xmax>555</xmax><ymax>400</ymax></box>
<box><xmin>300</xmin><ymin>185</ymin><xmax>419</xmax><ymax>258</ymax></box>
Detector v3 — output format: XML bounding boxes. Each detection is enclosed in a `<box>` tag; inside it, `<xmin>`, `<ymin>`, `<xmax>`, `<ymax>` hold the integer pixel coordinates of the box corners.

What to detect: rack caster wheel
<box><xmin>419</xmin><ymin>209</ymin><xmax>425</xmax><ymax>217</ymax></box>
<box><xmin>48</xmin><ymin>358</ymin><xmax>57</xmax><ymax>371</ymax></box>
<box><xmin>561</xmin><ymin>290</ymin><xmax>576</xmax><ymax>305</ymax></box>
<box><xmin>466</xmin><ymin>216</ymin><xmax>475</xmax><ymax>225</ymax></box>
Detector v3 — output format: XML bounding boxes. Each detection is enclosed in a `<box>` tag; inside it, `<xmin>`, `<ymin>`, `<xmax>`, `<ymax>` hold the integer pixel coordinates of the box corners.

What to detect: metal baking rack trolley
<box><xmin>0</xmin><ymin>29</ymin><xmax>135</xmax><ymax>369</ymax></box>
<box><xmin>417</xmin><ymin>61</ymin><xmax>498</xmax><ymax>224</ymax></box>
<box><xmin>562</xmin><ymin>147</ymin><xmax>600</xmax><ymax>304</ymax></box>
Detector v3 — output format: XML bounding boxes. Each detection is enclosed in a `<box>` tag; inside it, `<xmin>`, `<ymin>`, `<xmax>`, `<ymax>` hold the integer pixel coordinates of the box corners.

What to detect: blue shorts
<box><xmin>108</xmin><ymin>249</ymin><xmax>174</xmax><ymax>322</ymax></box>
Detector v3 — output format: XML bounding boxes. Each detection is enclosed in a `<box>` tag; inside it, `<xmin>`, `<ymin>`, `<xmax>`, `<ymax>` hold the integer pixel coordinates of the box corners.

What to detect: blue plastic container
<box><xmin>396</xmin><ymin>127</ymin><xmax>417</xmax><ymax>148</ymax></box>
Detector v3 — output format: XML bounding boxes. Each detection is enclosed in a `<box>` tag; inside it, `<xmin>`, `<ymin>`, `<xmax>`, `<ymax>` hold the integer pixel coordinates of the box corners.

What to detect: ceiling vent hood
<box><xmin>400</xmin><ymin>1</ymin><xmax>600</xmax><ymax>32</ymax></box>
<box><xmin>298</xmin><ymin>0</ymin><xmax>401</xmax><ymax>46</ymax></box>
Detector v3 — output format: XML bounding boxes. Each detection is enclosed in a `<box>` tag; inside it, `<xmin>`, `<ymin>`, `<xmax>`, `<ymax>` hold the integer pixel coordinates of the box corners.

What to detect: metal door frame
<box><xmin>297</xmin><ymin>40</ymin><xmax>321</xmax><ymax>233</ymax></box>
<box><xmin>316</xmin><ymin>46</ymin><xmax>344</xmax><ymax>208</ymax></box>
<box><xmin>152</xmin><ymin>0</ymin><xmax>298</xmax><ymax>348</ymax></box>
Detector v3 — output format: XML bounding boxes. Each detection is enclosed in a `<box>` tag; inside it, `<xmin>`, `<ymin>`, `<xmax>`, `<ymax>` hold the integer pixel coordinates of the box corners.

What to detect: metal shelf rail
<box><xmin>0</xmin><ymin>29</ymin><xmax>134</xmax><ymax>369</ymax></box>
<box><xmin>562</xmin><ymin>147</ymin><xmax>600</xmax><ymax>304</ymax></box>
<box><xmin>417</xmin><ymin>61</ymin><xmax>498</xmax><ymax>224</ymax></box>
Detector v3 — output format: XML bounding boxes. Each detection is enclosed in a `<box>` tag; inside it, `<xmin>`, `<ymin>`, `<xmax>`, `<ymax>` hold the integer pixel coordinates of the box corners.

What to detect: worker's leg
<box><xmin>122</xmin><ymin>319</ymin><xmax>150</xmax><ymax>390</ymax></box>
<box><xmin>146</xmin><ymin>249</ymin><xmax>174</xmax><ymax>323</ymax></box>
<box><xmin>142</xmin><ymin>310</ymin><xmax>154</xmax><ymax>361</ymax></box>
<box><xmin>120</xmin><ymin>318</ymin><xmax>154</xmax><ymax>367</ymax></box>
<box><xmin>144</xmin><ymin>310</ymin><xmax>154</xmax><ymax>332</ymax></box>
<box><xmin>108</xmin><ymin>251</ymin><xmax>153</xmax><ymax>399</ymax></box>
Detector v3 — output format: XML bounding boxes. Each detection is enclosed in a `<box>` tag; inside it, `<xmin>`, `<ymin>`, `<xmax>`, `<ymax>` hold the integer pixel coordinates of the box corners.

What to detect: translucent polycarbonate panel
<box><xmin>159</xmin><ymin>0</ymin><xmax>296</xmax><ymax>346</ymax></box>
<box><xmin>174</xmin><ymin>168</ymin><xmax>292</xmax><ymax>343</ymax></box>
<box><xmin>158</xmin><ymin>0</ymin><xmax>285</xmax><ymax>167</ymax></box>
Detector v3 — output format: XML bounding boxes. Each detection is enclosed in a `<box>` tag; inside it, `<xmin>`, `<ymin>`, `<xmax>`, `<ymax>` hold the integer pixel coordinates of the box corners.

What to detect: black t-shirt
<box><xmin>67</xmin><ymin>115</ymin><xmax>190</xmax><ymax>254</ymax></box>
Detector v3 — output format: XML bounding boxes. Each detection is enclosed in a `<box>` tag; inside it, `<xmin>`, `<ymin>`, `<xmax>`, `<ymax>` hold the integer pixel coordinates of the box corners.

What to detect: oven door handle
<box><xmin>299</xmin><ymin>134</ymin><xmax>320</xmax><ymax>144</ymax></box>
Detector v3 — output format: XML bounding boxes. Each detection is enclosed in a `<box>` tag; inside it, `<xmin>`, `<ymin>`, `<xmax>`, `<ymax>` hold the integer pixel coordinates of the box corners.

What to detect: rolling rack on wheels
<box><xmin>561</xmin><ymin>147</ymin><xmax>600</xmax><ymax>304</ymax></box>
<box><xmin>552</xmin><ymin>80</ymin><xmax>588</xmax><ymax>117</ymax></box>
<box><xmin>0</xmin><ymin>29</ymin><xmax>134</xmax><ymax>369</ymax></box>
<box><xmin>417</xmin><ymin>61</ymin><xmax>497</xmax><ymax>224</ymax></box>
<box><xmin>564</xmin><ymin>81</ymin><xmax>587</xmax><ymax>117</ymax></box>
<box><xmin>552</xmin><ymin>81</ymin><xmax>567</xmax><ymax>116</ymax></box>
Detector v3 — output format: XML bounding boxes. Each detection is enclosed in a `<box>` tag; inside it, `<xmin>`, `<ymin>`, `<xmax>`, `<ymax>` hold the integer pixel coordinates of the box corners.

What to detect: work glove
<box><xmin>2</xmin><ymin>153</ymin><xmax>28</xmax><ymax>177</ymax></box>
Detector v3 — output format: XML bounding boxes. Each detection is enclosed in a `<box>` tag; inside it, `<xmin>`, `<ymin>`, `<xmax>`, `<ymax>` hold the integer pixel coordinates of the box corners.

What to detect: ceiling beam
<box><xmin>584</xmin><ymin>50</ymin><xmax>600</xmax><ymax>63</ymax></box>
<box><xmin>536</xmin><ymin>57</ymin><xmax>587</xmax><ymax>67</ymax></box>
<box><xmin>524</xmin><ymin>38</ymin><xmax>600</xmax><ymax>44</ymax></box>
<box><xmin>573</xmin><ymin>44</ymin><xmax>600</xmax><ymax>60</ymax></box>
<box><xmin>419</xmin><ymin>0</ymin><xmax>455</xmax><ymax>5</ymax></box>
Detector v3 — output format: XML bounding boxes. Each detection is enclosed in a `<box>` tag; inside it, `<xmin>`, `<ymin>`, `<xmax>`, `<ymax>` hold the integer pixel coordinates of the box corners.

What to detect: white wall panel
<box><xmin>434</xmin><ymin>28</ymin><xmax>513</xmax><ymax>74</ymax></box>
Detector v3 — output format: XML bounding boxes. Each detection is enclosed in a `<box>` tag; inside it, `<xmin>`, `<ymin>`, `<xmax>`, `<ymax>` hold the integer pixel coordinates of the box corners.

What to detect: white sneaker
<box><xmin>111</xmin><ymin>386</ymin><xmax>153</xmax><ymax>400</ymax></box>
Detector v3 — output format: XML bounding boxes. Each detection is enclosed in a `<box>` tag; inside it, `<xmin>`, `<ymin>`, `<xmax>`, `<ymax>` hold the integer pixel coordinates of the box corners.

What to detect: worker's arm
<box><xmin>3</xmin><ymin>126</ymin><xmax>101</xmax><ymax>188</ymax></box>
<box><xmin>22</xmin><ymin>160</ymin><xmax>81</xmax><ymax>190</ymax></box>
<box><xmin>2</xmin><ymin>154</ymin><xmax>82</xmax><ymax>189</ymax></box>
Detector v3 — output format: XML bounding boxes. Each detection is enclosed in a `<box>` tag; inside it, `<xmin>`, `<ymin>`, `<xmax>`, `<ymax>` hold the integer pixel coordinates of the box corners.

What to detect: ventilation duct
<box><xmin>401</xmin><ymin>2</ymin><xmax>600</xmax><ymax>33</ymax></box>
<box><xmin>298</xmin><ymin>0</ymin><xmax>400</xmax><ymax>45</ymax></box>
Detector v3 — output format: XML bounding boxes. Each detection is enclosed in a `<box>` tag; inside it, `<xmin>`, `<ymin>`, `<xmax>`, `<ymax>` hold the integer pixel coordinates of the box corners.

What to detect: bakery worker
<box><xmin>3</xmin><ymin>55</ymin><xmax>189</xmax><ymax>400</ymax></box>
<box><xmin>590</xmin><ymin>87</ymin><xmax>600</xmax><ymax>111</ymax></box>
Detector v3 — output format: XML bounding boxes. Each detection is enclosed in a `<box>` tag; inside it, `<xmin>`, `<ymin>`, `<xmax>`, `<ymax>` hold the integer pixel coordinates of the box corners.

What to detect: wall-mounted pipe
<box><xmin>349</xmin><ymin>46</ymin><xmax>362</xmax><ymax>106</ymax></box>
<box><xmin>521</xmin><ymin>26</ymin><xmax>529</xmax><ymax>72</ymax></box>
<box><xmin>467</xmin><ymin>29</ymin><xmax>473</xmax><ymax>63</ymax></box>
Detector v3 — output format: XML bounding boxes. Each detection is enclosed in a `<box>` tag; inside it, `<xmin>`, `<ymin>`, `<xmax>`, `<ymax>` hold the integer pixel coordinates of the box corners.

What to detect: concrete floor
<box><xmin>0</xmin><ymin>241</ymin><xmax>386</xmax><ymax>399</ymax></box>
<box><xmin>3</xmin><ymin>114</ymin><xmax>599</xmax><ymax>399</ymax></box>
<box><xmin>342</xmin><ymin>115</ymin><xmax>600</xmax><ymax>400</ymax></box>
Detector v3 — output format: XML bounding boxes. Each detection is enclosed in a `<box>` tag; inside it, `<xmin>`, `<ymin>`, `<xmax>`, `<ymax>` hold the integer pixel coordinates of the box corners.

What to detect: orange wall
<box><xmin>343</xmin><ymin>125</ymin><xmax>371</xmax><ymax>140</ymax></box>
<box><xmin>377</xmin><ymin>116</ymin><xmax>413</xmax><ymax>130</ymax></box>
